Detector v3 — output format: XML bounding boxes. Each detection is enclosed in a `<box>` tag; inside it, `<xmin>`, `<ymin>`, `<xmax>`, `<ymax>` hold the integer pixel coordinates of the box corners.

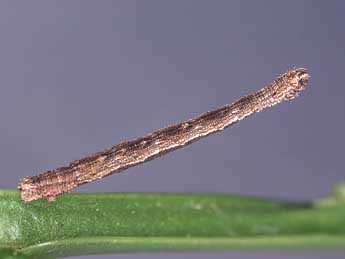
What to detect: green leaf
<box><xmin>1</xmin><ymin>186</ymin><xmax>345</xmax><ymax>259</ymax></box>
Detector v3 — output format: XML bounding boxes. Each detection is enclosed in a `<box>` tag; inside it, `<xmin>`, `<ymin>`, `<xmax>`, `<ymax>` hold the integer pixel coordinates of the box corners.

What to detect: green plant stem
<box><xmin>1</xmin><ymin>186</ymin><xmax>345</xmax><ymax>259</ymax></box>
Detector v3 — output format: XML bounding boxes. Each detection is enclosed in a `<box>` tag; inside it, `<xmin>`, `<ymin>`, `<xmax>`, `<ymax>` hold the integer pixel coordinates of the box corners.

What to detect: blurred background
<box><xmin>0</xmin><ymin>1</ymin><xmax>344</xmax><ymax>258</ymax></box>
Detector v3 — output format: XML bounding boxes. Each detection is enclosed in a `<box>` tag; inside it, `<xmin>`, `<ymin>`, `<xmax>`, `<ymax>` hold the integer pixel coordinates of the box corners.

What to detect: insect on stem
<box><xmin>19</xmin><ymin>68</ymin><xmax>310</xmax><ymax>202</ymax></box>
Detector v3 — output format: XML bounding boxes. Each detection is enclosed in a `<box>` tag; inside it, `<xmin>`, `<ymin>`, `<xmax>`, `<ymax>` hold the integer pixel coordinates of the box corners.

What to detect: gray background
<box><xmin>0</xmin><ymin>0</ymin><xmax>344</xmax><ymax>258</ymax></box>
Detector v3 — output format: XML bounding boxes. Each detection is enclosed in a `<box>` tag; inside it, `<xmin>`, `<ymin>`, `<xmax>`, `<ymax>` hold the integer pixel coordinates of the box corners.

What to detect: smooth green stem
<box><xmin>1</xmin><ymin>185</ymin><xmax>345</xmax><ymax>259</ymax></box>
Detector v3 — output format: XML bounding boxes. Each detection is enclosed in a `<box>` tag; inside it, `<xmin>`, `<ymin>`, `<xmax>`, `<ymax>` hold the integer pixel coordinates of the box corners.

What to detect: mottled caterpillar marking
<box><xmin>19</xmin><ymin>68</ymin><xmax>310</xmax><ymax>202</ymax></box>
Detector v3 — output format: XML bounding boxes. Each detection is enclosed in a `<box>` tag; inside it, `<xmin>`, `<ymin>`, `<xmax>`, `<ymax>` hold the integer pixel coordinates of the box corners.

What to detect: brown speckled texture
<box><xmin>19</xmin><ymin>68</ymin><xmax>310</xmax><ymax>202</ymax></box>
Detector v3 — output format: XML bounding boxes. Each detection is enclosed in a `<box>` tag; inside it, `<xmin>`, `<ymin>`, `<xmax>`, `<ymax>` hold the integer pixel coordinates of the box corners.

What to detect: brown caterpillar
<box><xmin>19</xmin><ymin>68</ymin><xmax>310</xmax><ymax>202</ymax></box>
